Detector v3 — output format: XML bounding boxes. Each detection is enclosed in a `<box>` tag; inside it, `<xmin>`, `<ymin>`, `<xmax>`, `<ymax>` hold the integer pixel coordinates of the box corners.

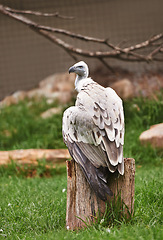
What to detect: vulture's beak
<box><xmin>69</xmin><ymin>66</ymin><xmax>76</xmax><ymax>74</ymax></box>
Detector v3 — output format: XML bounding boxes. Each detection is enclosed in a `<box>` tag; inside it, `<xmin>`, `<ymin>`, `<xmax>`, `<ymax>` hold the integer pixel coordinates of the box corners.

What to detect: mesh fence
<box><xmin>0</xmin><ymin>0</ymin><xmax>163</xmax><ymax>99</ymax></box>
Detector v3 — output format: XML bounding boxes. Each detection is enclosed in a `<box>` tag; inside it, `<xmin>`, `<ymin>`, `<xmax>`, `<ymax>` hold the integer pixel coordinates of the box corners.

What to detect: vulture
<box><xmin>62</xmin><ymin>61</ymin><xmax>124</xmax><ymax>201</ymax></box>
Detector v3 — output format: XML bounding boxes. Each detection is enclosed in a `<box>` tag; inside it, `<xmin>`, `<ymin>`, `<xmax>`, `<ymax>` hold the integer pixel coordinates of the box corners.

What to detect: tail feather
<box><xmin>73</xmin><ymin>143</ymin><xmax>113</xmax><ymax>201</ymax></box>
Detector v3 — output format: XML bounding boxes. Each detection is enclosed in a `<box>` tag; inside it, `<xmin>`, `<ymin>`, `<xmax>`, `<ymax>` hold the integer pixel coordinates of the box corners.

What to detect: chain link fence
<box><xmin>0</xmin><ymin>0</ymin><xmax>163</xmax><ymax>99</ymax></box>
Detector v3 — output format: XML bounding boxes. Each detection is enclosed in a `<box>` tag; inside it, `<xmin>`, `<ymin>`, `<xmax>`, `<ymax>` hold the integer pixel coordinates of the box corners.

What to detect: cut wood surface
<box><xmin>66</xmin><ymin>158</ymin><xmax>135</xmax><ymax>230</ymax></box>
<box><xmin>0</xmin><ymin>149</ymin><xmax>70</xmax><ymax>165</ymax></box>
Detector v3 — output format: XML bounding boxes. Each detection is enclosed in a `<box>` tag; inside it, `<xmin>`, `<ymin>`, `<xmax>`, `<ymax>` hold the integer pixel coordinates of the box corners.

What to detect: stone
<box><xmin>110</xmin><ymin>79</ymin><xmax>135</xmax><ymax>99</ymax></box>
<box><xmin>27</xmin><ymin>88</ymin><xmax>53</xmax><ymax>99</ymax></box>
<box><xmin>0</xmin><ymin>91</ymin><xmax>27</xmax><ymax>107</ymax></box>
<box><xmin>39</xmin><ymin>72</ymin><xmax>75</xmax><ymax>93</ymax></box>
<box><xmin>40</xmin><ymin>107</ymin><xmax>62</xmax><ymax>119</ymax></box>
<box><xmin>27</xmin><ymin>72</ymin><xmax>76</xmax><ymax>103</ymax></box>
<box><xmin>12</xmin><ymin>91</ymin><xmax>27</xmax><ymax>101</ymax></box>
<box><xmin>0</xmin><ymin>72</ymin><xmax>76</xmax><ymax>107</ymax></box>
<box><xmin>56</xmin><ymin>91</ymin><xmax>74</xmax><ymax>104</ymax></box>
<box><xmin>139</xmin><ymin>123</ymin><xmax>163</xmax><ymax>148</ymax></box>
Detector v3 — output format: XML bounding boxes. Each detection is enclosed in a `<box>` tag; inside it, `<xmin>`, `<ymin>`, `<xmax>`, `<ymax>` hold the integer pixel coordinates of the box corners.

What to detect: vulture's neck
<box><xmin>75</xmin><ymin>75</ymin><xmax>93</xmax><ymax>92</ymax></box>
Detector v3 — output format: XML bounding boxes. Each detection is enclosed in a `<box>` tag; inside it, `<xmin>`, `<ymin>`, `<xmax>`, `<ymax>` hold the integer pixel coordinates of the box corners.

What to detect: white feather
<box><xmin>62</xmin><ymin>61</ymin><xmax>125</xmax><ymax>175</ymax></box>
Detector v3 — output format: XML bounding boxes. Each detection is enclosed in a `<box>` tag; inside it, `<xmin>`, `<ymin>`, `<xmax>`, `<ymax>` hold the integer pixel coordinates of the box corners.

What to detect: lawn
<box><xmin>0</xmin><ymin>95</ymin><xmax>163</xmax><ymax>239</ymax></box>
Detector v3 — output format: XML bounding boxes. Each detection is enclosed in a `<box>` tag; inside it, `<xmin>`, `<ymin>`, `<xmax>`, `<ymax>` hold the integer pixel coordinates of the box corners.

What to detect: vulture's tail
<box><xmin>72</xmin><ymin>143</ymin><xmax>113</xmax><ymax>201</ymax></box>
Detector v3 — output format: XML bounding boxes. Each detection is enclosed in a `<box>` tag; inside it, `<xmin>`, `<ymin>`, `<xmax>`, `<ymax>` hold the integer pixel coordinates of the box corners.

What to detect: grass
<box><xmin>0</xmin><ymin>94</ymin><xmax>163</xmax><ymax>239</ymax></box>
<box><xmin>0</xmin><ymin>97</ymin><xmax>67</xmax><ymax>150</ymax></box>
<box><xmin>124</xmin><ymin>95</ymin><xmax>163</xmax><ymax>165</ymax></box>
<box><xmin>0</xmin><ymin>172</ymin><xmax>67</xmax><ymax>239</ymax></box>
<box><xmin>0</xmin><ymin>165</ymin><xmax>162</xmax><ymax>239</ymax></box>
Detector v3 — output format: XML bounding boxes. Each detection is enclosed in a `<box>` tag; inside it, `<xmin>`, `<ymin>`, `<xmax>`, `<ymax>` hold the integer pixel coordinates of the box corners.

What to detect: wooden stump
<box><xmin>66</xmin><ymin>158</ymin><xmax>135</xmax><ymax>230</ymax></box>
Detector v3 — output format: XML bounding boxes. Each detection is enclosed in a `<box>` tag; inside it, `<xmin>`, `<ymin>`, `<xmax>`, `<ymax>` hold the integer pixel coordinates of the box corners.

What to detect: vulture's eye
<box><xmin>78</xmin><ymin>66</ymin><xmax>83</xmax><ymax>68</ymax></box>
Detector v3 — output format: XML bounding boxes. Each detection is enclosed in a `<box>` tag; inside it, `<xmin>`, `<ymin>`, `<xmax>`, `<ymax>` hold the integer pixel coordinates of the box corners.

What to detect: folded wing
<box><xmin>62</xmin><ymin>82</ymin><xmax>124</xmax><ymax>200</ymax></box>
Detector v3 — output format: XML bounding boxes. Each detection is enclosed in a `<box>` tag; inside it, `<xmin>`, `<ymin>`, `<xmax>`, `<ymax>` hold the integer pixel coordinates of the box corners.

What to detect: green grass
<box><xmin>0</xmin><ymin>165</ymin><xmax>162</xmax><ymax>239</ymax></box>
<box><xmin>0</xmin><ymin>97</ymin><xmax>67</xmax><ymax>150</ymax></box>
<box><xmin>0</xmin><ymin>172</ymin><xmax>67</xmax><ymax>239</ymax></box>
<box><xmin>124</xmin><ymin>95</ymin><xmax>163</xmax><ymax>165</ymax></box>
<box><xmin>0</xmin><ymin>94</ymin><xmax>163</xmax><ymax>239</ymax></box>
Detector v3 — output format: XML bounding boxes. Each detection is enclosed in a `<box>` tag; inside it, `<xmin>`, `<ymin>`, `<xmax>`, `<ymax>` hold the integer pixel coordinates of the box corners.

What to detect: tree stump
<box><xmin>66</xmin><ymin>158</ymin><xmax>135</xmax><ymax>230</ymax></box>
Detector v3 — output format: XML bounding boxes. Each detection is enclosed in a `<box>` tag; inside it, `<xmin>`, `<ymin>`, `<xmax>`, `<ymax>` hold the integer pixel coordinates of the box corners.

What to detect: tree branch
<box><xmin>5</xmin><ymin>5</ymin><xmax>74</xmax><ymax>19</ymax></box>
<box><xmin>0</xmin><ymin>4</ymin><xmax>162</xmax><ymax>70</ymax></box>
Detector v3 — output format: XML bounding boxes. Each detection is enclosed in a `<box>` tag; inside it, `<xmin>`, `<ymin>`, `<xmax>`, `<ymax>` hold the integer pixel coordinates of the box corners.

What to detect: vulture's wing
<box><xmin>62</xmin><ymin>82</ymin><xmax>124</xmax><ymax>200</ymax></box>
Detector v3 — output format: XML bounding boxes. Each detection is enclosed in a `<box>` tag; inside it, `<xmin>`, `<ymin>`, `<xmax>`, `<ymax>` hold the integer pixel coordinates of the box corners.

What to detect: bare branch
<box><xmin>0</xmin><ymin>4</ymin><xmax>162</xmax><ymax>70</ymax></box>
<box><xmin>147</xmin><ymin>44</ymin><xmax>163</xmax><ymax>60</ymax></box>
<box><xmin>35</xmin><ymin>25</ymin><xmax>107</xmax><ymax>43</ymax></box>
<box><xmin>5</xmin><ymin>5</ymin><xmax>74</xmax><ymax>19</ymax></box>
<box><xmin>125</xmin><ymin>33</ymin><xmax>163</xmax><ymax>52</ymax></box>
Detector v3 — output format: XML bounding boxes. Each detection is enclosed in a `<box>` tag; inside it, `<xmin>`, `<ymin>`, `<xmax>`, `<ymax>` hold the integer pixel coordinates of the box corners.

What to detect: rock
<box><xmin>39</xmin><ymin>74</ymin><xmax>56</xmax><ymax>90</ymax></box>
<box><xmin>12</xmin><ymin>91</ymin><xmax>27</xmax><ymax>101</ymax></box>
<box><xmin>27</xmin><ymin>72</ymin><xmax>76</xmax><ymax>104</ymax></box>
<box><xmin>39</xmin><ymin>72</ymin><xmax>75</xmax><ymax>92</ymax></box>
<box><xmin>27</xmin><ymin>88</ymin><xmax>53</xmax><ymax>99</ymax></box>
<box><xmin>46</xmin><ymin>98</ymin><xmax>55</xmax><ymax>105</ymax></box>
<box><xmin>56</xmin><ymin>91</ymin><xmax>74</xmax><ymax>104</ymax></box>
<box><xmin>0</xmin><ymin>149</ymin><xmax>70</xmax><ymax>165</ymax></box>
<box><xmin>139</xmin><ymin>123</ymin><xmax>163</xmax><ymax>148</ymax></box>
<box><xmin>40</xmin><ymin>107</ymin><xmax>62</xmax><ymax>119</ymax></box>
<box><xmin>39</xmin><ymin>72</ymin><xmax>76</xmax><ymax>103</ymax></box>
<box><xmin>0</xmin><ymin>91</ymin><xmax>27</xmax><ymax>107</ymax></box>
<box><xmin>0</xmin><ymin>72</ymin><xmax>75</xmax><ymax>107</ymax></box>
<box><xmin>0</xmin><ymin>96</ymin><xmax>17</xmax><ymax>107</ymax></box>
<box><xmin>110</xmin><ymin>79</ymin><xmax>135</xmax><ymax>99</ymax></box>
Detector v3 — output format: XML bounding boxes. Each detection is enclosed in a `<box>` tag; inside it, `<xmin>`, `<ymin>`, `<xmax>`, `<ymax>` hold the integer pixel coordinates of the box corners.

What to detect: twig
<box><xmin>33</xmin><ymin>25</ymin><xmax>107</xmax><ymax>43</ymax></box>
<box><xmin>5</xmin><ymin>6</ymin><xmax>74</xmax><ymax>19</ymax></box>
<box><xmin>147</xmin><ymin>44</ymin><xmax>163</xmax><ymax>60</ymax></box>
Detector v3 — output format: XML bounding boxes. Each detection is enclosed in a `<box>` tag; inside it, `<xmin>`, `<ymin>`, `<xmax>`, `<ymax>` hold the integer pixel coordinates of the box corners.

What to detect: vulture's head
<box><xmin>69</xmin><ymin>61</ymin><xmax>89</xmax><ymax>78</ymax></box>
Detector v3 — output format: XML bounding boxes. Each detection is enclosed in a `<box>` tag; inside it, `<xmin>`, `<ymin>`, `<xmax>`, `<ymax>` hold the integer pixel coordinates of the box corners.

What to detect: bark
<box><xmin>0</xmin><ymin>149</ymin><xmax>70</xmax><ymax>165</ymax></box>
<box><xmin>66</xmin><ymin>158</ymin><xmax>135</xmax><ymax>230</ymax></box>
